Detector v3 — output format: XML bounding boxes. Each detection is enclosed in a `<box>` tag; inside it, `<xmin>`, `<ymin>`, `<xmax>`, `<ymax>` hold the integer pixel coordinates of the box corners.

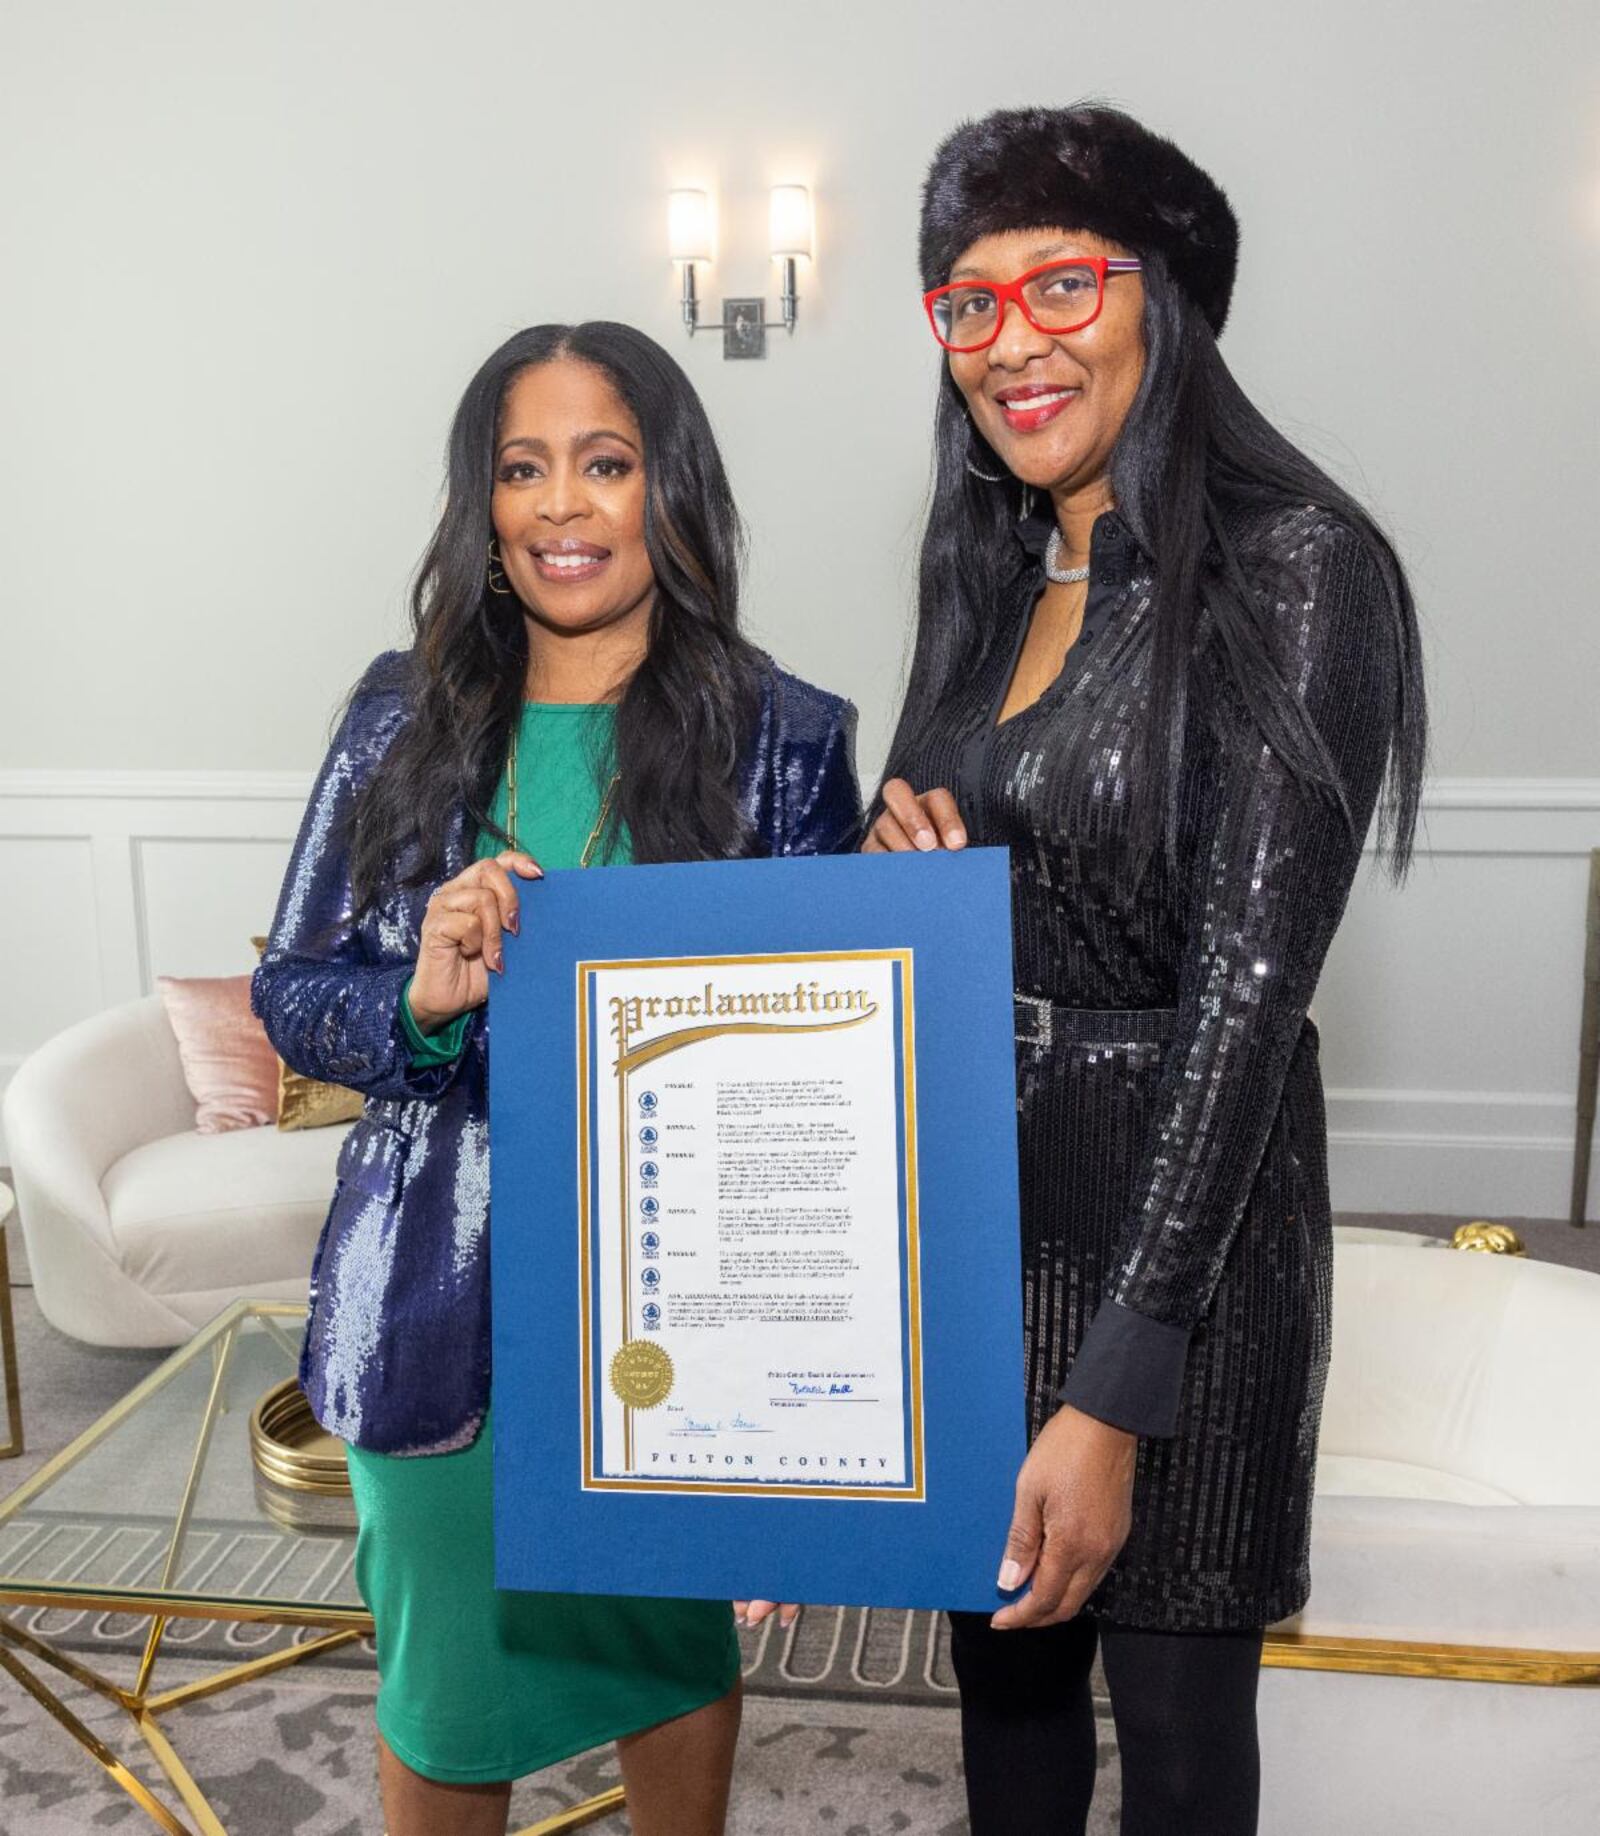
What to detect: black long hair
<box><xmin>884</xmin><ymin>249</ymin><xmax>1427</xmax><ymax>881</ymax></box>
<box><xmin>347</xmin><ymin>322</ymin><xmax>764</xmax><ymax>911</ymax></box>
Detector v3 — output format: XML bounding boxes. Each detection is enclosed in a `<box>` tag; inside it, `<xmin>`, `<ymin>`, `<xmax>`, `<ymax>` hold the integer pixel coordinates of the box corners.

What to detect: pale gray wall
<box><xmin>3</xmin><ymin>0</ymin><xmax>1596</xmax><ymax>785</ymax></box>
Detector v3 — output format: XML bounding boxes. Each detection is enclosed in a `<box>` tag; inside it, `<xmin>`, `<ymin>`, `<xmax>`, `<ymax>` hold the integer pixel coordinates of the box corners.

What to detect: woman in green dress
<box><xmin>254</xmin><ymin>321</ymin><xmax>860</xmax><ymax>1833</ymax></box>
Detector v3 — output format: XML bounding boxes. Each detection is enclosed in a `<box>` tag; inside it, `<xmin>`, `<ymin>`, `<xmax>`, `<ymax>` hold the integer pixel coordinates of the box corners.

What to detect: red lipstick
<box><xmin>994</xmin><ymin>383</ymin><xmax>1080</xmax><ymax>432</ymax></box>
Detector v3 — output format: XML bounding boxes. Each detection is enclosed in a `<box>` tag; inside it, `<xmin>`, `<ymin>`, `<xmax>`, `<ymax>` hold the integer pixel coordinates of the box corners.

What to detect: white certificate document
<box><xmin>577</xmin><ymin>949</ymin><xmax>924</xmax><ymax>1498</ymax></box>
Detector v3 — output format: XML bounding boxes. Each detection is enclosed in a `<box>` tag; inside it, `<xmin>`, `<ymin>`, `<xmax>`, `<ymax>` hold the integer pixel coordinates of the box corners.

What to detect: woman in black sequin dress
<box><xmin>867</xmin><ymin>108</ymin><xmax>1426</xmax><ymax>1835</ymax></box>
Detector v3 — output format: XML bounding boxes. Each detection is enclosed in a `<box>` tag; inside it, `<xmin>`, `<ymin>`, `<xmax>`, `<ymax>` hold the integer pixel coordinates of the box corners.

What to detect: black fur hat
<box><xmin>919</xmin><ymin>105</ymin><xmax>1239</xmax><ymax>336</ymax></box>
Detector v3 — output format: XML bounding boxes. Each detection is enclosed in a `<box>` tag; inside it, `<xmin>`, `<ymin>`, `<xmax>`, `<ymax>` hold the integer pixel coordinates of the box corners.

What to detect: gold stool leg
<box><xmin>516</xmin><ymin>1788</ymin><xmax>628</xmax><ymax>1834</ymax></box>
<box><xmin>0</xmin><ymin>1222</ymin><xmax>24</xmax><ymax>1458</ymax></box>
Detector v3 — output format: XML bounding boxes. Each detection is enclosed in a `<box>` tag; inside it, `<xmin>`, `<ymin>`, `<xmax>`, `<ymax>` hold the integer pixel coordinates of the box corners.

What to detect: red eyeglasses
<box><xmin>923</xmin><ymin>256</ymin><xmax>1143</xmax><ymax>353</ymax></box>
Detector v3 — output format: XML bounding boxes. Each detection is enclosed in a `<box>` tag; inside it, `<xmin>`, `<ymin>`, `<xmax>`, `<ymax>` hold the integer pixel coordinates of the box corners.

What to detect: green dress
<box><xmin>346</xmin><ymin>702</ymin><xmax>740</xmax><ymax>1784</ymax></box>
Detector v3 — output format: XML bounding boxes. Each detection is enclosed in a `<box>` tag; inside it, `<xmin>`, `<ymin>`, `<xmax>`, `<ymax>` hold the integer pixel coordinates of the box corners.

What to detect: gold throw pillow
<box><xmin>250</xmin><ymin>936</ymin><xmax>366</xmax><ymax>1131</ymax></box>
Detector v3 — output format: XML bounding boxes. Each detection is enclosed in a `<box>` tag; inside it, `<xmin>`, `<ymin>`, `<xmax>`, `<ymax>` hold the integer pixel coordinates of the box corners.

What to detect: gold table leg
<box><xmin>0</xmin><ymin>1615</ymin><xmax>368</xmax><ymax>1833</ymax></box>
<box><xmin>0</xmin><ymin>1640</ymin><xmax>189</xmax><ymax>1834</ymax></box>
<box><xmin>131</xmin><ymin>1711</ymin><xmax>228</xmax><ymax>1836</ymax></box>
<box><xmin>0</xmin><ymin>1297</ymin><xmax>626</xmax><ymax>1828</ymax></box>
<box><xmin>518</xmin><ymin>1788</ymin><xmax>627</xmax><ymax>1834</ymax></box>
<box><xmin>0</xmin><ymin>1615</ymin><xmax>627</xmax><ymax>1832</ymax></box>
<box><xmin>0</xmin><ymin>1303</ymin><xmax>252</xmax><ymax>1828</ymax></box>
<box><xmin>0</xmin><ymin>1220</ymin><xmax>24</xmax><ymax>1459</ymax></box>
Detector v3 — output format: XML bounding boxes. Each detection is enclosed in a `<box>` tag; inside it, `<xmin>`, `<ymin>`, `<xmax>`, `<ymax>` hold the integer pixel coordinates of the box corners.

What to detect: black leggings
<box><xmin>947</xmin><ymin>1609</ymin><xmax>1265</xmax><ymax>1836</ymax></box>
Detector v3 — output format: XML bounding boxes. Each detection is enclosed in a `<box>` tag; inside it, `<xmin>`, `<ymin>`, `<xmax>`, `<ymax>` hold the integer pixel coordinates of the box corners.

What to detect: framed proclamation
<box><xmin>489</xmin><ymin>847</ymin><xmax>1025</xmax><ymax>1612</ymax></box>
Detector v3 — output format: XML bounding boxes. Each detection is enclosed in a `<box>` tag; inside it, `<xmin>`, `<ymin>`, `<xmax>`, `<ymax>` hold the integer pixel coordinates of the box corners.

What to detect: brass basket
<box><xmin>249</xmin><ymin>1377</ymin><xmax>357</xmax><ymax>1534</ymax></box>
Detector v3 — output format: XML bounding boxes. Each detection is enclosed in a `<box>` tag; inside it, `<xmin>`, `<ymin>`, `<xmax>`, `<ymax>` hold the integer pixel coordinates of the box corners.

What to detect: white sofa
<box><xmin>1262</xmin><ymin>1239</ymin><xmax>1600</xmax><ymax>1834</ymax></box>
<box><xmin>2</xmin><ymin>995</ymin><xmax>348</xmax><ymax>1346</ymax></box>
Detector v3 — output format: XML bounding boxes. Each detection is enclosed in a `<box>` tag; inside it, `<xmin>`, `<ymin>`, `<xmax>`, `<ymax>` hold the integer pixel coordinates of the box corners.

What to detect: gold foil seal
<box><xmin>609</xmin><ymin>1339</ymin><xmax>674</xmax><ymax>1409</ymax></box>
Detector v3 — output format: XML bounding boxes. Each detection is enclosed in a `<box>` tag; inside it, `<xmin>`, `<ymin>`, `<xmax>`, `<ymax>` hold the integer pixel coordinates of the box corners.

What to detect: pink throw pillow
<box><xmin>156</xmin><ymin>974</ymin><xmax>279</xmax><ymax>1134</ymax></box>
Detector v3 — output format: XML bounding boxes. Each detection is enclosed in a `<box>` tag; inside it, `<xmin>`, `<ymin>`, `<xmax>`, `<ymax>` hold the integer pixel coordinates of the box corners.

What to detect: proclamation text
<box><xmin>577</xmin><ymin>949</ymin><xmax>922</xmax><ymax>1498</ymax></box>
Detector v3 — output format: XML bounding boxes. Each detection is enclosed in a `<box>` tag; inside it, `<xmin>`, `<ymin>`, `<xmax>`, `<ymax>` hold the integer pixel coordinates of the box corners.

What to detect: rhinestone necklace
<box><xmin>1043</xmin><ymin>526</ymin><xmax>1090</xmax><ymax>585</ymax></box>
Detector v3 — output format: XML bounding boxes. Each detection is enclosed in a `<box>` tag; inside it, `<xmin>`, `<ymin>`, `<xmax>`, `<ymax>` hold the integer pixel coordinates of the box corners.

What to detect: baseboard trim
<box><xmin>1330</xmin><ymin>1134</ymin><xmax>1590</xmax><ymax>1219</ymax></box>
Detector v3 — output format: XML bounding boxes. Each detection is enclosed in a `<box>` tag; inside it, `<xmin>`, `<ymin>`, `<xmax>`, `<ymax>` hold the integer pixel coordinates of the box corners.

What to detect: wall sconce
<box><xmin>769</xmin><ymin>184</ymin><xmax>812</xmax><ymax>336</ymax></box>
<box><xmin>668</xmin><ymin>184</ymin><xmax>813</xmax><ymax>359</ymax></box>
<box><xmin>668</xmin><ymin>188</ymin><xmax>715</xmax><ymax>333</ymax></box>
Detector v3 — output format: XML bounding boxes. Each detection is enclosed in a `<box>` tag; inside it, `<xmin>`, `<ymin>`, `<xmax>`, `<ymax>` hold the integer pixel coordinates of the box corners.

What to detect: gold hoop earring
<box><xmin>486</xmin><ymin>540</ymin><xmax>512</xmax><ymax>597</ymax></box>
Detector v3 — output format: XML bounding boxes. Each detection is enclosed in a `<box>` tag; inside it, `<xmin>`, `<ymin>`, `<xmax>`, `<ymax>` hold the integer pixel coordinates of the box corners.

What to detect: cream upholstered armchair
<box><xmin>2</xmin><ymin>996</ymin><xmax>348</xmax><ymax>1346</ymax></box>
<box><xmin>1260</xmin><ymin>1235</ymin><xmax>1600</xmax><ymax>1834</ymax></box>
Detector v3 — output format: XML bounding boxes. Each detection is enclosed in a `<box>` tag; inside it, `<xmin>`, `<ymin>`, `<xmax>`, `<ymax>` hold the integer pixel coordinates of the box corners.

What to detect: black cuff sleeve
<box><xmin>1055</xmin><ymin>1299</ymin><xmax>1192</xmax><ymax>1438</ymax></box>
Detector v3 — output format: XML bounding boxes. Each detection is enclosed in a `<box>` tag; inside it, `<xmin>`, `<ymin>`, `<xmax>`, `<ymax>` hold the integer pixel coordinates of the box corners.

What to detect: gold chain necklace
<box><xmin>506</xmin><ymin>726</ymin><xmax>620</xmax><ymax>870</ymax></box>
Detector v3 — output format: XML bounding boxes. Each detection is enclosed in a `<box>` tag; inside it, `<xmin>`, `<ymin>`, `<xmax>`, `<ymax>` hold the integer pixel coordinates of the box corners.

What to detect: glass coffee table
<box><xmin>0</xmin><ymin>1300</ymin><xmax>622</xmax><ymax>1836</ymax></box>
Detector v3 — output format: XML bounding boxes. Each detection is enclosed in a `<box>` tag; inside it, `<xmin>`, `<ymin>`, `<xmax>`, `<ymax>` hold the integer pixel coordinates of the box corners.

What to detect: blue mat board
<box><xmin>489</xmin><ymin>847</ymin><xmax>1025</xmax><ymax>1613</ymax></box>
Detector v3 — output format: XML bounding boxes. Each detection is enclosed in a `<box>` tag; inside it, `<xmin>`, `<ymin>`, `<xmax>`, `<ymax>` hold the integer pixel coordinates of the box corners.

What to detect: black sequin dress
<box><xmin>894</xmin><ymin>500</ymin><xmax>1402</xmax><ymax>1629</ymax></box>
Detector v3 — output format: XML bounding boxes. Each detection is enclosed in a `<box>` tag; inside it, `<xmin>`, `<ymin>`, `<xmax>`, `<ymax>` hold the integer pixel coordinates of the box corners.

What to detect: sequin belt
<box><xmin>1013</xmin><ymin>993</ymin><xmax>1178</xmax><ymax>1049</ymax></box>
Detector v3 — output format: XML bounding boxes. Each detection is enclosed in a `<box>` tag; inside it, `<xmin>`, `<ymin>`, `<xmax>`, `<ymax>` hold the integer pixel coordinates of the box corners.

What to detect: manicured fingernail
<box><xmin>915</xmin><ymin>829</ymin><xmax>936</xmax><ymax>851</ymax></box>
<box><xmin>998</xmin><ymin>1561</ymin><xmax>1023</xmax><ymax>1591</ymax></box>
<box><xmin>948</xmin><ymin>829</ymin><xmax>967</xmax><ymax>847</ymax></box>
<box><xmin>508</xmin><ymin>913</ymin><xmax>519</xmax><ymax>934</ymax></box>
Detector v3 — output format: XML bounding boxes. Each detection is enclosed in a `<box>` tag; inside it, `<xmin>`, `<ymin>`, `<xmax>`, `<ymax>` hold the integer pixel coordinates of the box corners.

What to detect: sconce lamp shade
<box><xmin>769</xmin><ymin>184</ymin><xmax>813</xmax><ymax>260</ymax></box>
<box><xmin>668</xmin><ymin>188</ymin><xmax>714</xmax><ymax>264</ymax></box>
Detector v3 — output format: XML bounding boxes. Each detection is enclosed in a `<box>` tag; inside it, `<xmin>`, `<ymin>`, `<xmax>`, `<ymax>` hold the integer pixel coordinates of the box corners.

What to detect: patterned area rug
<box><xmin>0</xmin><ymin>1650</ymin><xmax>1123</xmax><ymax>1834</ymax></box>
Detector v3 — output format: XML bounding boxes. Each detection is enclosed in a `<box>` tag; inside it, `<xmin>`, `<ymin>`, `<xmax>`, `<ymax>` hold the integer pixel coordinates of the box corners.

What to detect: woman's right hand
<box><xmin>404</xmin><ymin>850</ymin><xmax>543</xmax><ymax>1035</ymax></box>
<box><xmin>862</xmin><ymin>779</ymin><xmax>968</xmax><ymax>853</ymax></box>
<box><xmin>735</xmin><ymin>1598</ymin><xmax>802</xmax><ymax>1632</ymax></box>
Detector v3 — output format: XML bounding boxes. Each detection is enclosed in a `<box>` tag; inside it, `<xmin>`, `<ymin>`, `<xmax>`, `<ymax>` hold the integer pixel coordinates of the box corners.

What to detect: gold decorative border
<box><xmin>1261</xmin><ymin>1630</ymin><xmax>1600</xmax><ymax>1686</ymax></box>
<box><xmin>578</xmin><ymin>949</ymin><xmax>925</xmax><ymax>1499</ymax></box>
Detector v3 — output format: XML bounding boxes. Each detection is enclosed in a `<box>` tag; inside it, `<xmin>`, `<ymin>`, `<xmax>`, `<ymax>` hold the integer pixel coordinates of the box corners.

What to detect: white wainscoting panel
<box><xmin>0</xmin><ymin>835</ymin><xmax>102</xmax><ymax>1055</ymax></box>
<box><xmin>1318</xmin><ymin>782</ymin><xmax>1597</xmax><ymax>1218</ymax></box>
<box><xmin>135</xmin><ymin>838</ymin><xmax>300</xmax><ymax>985</ymax></box>
<box><xmin>0</xmin><ymin>772</ymin><xmax>308</xmax><ymax>1161</ymax></box>
<box><xmin>1</xmin><ymin>772</ymin><xmax>1596</xmax><ymax>1217</ymax></box>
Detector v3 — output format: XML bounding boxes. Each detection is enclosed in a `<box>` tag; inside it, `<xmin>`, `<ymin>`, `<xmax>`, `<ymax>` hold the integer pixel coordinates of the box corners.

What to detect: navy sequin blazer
<box><xmin>252</xmin><ymin>650</ymin><xmax>861</xmax><ymax>1455</ymax></box>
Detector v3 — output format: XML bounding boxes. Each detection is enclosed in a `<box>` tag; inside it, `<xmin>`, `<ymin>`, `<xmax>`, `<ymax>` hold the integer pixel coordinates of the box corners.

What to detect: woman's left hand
<box><xmin>862</xmin><ymin>779</ymin><xmax>968</xmax><ymax>853</ymax></box>
<box><xmin>735</xmin><ymin>1599</ymin><xmax>802</xmax><ymax>1631</ymax></box>
<box><xmin>991</xmin><ymin>1405</ymin><xmax>1137</xmax><ymax>1630</ymax></box>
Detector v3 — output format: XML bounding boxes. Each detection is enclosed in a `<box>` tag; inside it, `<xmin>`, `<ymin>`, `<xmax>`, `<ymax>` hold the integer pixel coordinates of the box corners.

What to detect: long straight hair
<box><xmin>347</xmin><ymin>322</ymin><xmax>764</xmax><ymax>911</ymax></box>
<box><xmin>884</xmin><ymin>251</ymin><xmax>1427</xmax><ymax>880</ymax></box>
